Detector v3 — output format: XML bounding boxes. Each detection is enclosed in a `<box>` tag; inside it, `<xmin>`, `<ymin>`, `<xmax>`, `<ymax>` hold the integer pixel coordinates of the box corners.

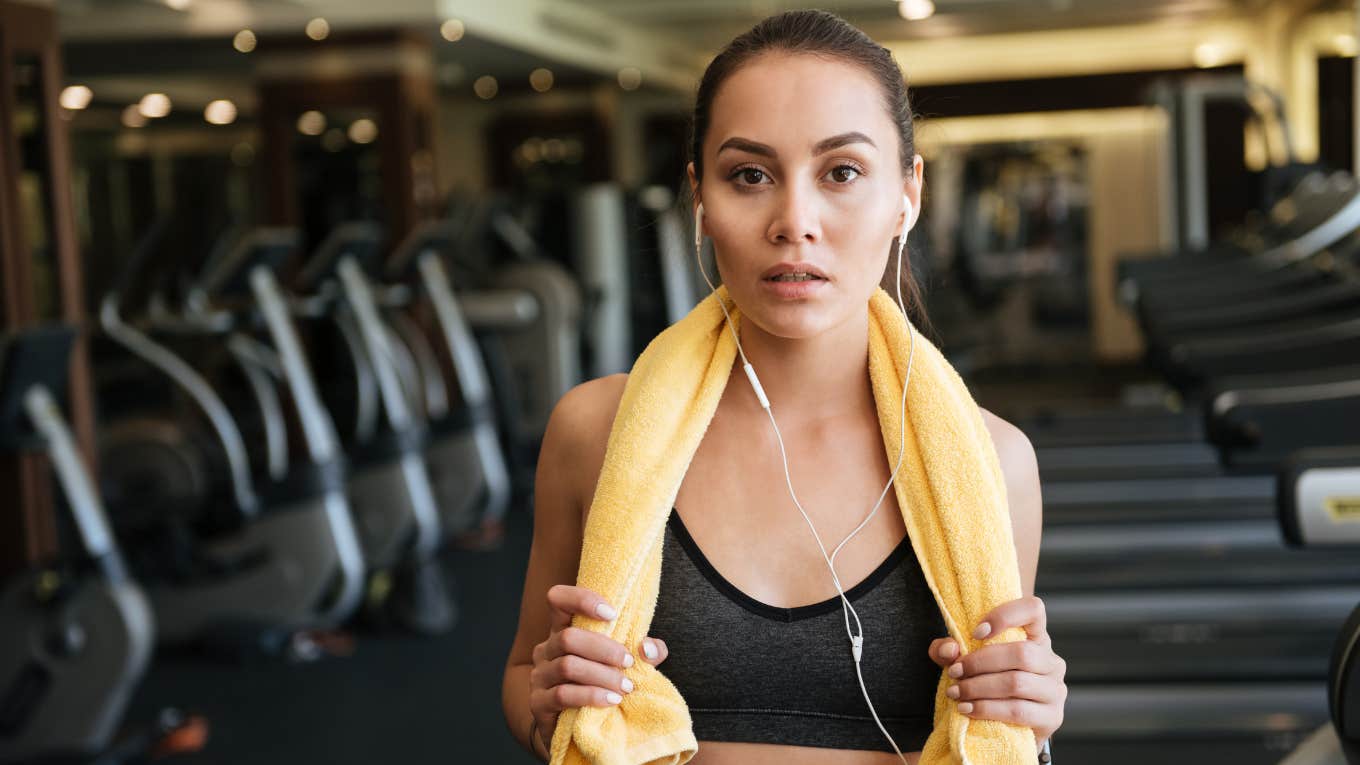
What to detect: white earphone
<box><xmin>692</xmin><ymin>194</ymin><xmax>918</xmax><ymax>763</ymax></box>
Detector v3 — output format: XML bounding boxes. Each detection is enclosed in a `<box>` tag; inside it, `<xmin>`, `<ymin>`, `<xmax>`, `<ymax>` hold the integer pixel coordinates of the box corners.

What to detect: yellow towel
<box><xmin>549</xmin><ymin>284</ymin><xmax>1035</xmax><ymax>765</ymax></box>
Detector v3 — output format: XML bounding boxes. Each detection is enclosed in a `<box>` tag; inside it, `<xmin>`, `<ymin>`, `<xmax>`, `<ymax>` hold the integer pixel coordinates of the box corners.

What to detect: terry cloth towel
<box><xmin>549</xmin><ymin>284</ymin><xmax>1034</xmax><ymax>765</ymax></box>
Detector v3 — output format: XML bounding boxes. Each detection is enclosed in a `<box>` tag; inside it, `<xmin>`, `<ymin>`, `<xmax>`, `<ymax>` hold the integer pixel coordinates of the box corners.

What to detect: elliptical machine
<box><xmin>97</xmin><ymin>223</ymin><xmax>366</xmax><ymax>657</ymax></box>
<box><xmin>279</xmin><ymin>222</ymin><xmax>454</xmax><ymax>634</ymax></box>
<box><xmin>384</xmin><ymin>220</ymin><xmax>514</xmax><ymax>547</ymax></box>
<box><xmin>0</xmin><ymin>325</ymin><xmax>198</xmax><ymax>763</ymax></box>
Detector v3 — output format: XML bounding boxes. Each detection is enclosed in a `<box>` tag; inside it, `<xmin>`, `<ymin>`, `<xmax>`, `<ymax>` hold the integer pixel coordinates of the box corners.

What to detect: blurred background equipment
<box><xmin>1</xmin><ymin>0</ymin><xmax>1359</xmax><ymax>762</ymax></box>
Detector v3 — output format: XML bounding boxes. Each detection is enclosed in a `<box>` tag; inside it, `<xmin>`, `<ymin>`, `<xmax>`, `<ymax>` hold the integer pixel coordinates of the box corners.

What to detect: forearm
<box><xmin>503</xmin><ymin>662</ymin><xmax>546</xmax><ymax>762</ymax></box>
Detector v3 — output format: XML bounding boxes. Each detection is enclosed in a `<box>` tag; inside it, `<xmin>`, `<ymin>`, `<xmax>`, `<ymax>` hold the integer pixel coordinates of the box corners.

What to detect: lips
<box><xmin>761</xmin><ymin>262</ymin><xmax>829</xmax><ymax>280</ymax></box>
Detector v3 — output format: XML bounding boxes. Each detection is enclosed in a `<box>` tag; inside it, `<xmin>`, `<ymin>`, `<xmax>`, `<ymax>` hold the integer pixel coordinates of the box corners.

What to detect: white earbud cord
<box><xmin>693</xmin><ymin>207</ymin><xmax>917</xmax><ymax>763</ymax></box>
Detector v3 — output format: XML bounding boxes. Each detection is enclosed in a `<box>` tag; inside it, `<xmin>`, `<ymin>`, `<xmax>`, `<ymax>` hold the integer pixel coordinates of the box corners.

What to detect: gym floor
<box><xmin>126</xmin><ymin>502</ymin><xmax>539</xmax><ymax>764</ymax></box>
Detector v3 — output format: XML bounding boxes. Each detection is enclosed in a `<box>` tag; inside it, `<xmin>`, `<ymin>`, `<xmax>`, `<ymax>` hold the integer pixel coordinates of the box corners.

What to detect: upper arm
<box><xmin>503</xmin><ymin>373</ymin><xmax>628</xmax><ymax>670</ymax></box>
<box><xmin>981</xmin><ymin>408</ymin><xmax>1042</xmax><ymax>598</ymax></box>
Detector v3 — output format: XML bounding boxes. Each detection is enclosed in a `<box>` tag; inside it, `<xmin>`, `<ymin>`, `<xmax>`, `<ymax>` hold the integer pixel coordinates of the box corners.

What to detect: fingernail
<box><xmin>948</xmin><ymin>662</ymin><xmax>964</xmax><ymax>679</ymax></box>
<box><xmin>643</xmin><ymin>639</ymin><xmax>658</xmax><ymax>660</ymax></box>
<box><xmin>596</xmin><ymin>603</ymin><xmax>618</xmax><ymax>621</ymax></box>
<box><xmin>972</xmin><ymin>622</ymin><xmax>991</xmax><ymax>640</ymax></box>
<box><xmin>958</xmin><ymin>701</ymin><xmax>973</xmax><ymax>714</ymax></box>
<box><xmin>944</xmin><ymin>641</ymin><xmax>958</xmax><ymax>659</ymax></box>
<box><xmin>606</xmin><ymin>692</ymin><xmax>623</xmax><ymax>704</ymax></box>
<box><xmin>622</xmin><ymin>653</ymin><xmax>634</xmax><ymax>668</ymax></box>
<box><xmin>946</xmin><ymin>685</ymin><xmax>960</xmax><ymax>699</ymax></box>
<box><xmin>621</xmin><ymin>677</ymin><xmax>634</xmax><ymax>693</ymax></box>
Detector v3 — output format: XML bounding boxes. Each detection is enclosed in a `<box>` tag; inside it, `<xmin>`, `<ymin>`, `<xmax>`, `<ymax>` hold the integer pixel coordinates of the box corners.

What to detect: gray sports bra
<box><xmin>647</xmin><ymin>507</ymin><xmax>948</xmax><ymax>752</ymax></box>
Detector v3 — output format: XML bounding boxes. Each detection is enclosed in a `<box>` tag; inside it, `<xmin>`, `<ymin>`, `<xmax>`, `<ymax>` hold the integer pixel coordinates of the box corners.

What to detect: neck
<box><xmin>722</xmin><ymin>302</ymin><xmax>874</xmax><ymax>426</ymax></box>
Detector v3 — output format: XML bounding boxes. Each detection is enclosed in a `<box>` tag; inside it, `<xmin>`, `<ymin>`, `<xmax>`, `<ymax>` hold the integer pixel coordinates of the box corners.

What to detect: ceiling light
<box><xmin>617</xmin><ymin>67</ymin><xmax>642</xmax><ymax>91</ymax></box>
<box><xmin>297</xmin><ymin>110</ymin><xmax>326</xmax><ymax>136</ymax></box>
<box><xmin>59</xmin><ymin>85</ymin><xmax>92</xmax><ymax>111</ymax></box>
<box><xmin>204</xmin><ymin>100</ymin><xmax>237</xmax><ymax>125</ymax></box>
<box><xmin>348</xmin><ymin>118</ymin><xmax>378</xmax><ymax>144</ymax></box>
<box><xmin>163</xmin><ymin>0</ymin><xmax>192</xmax><ymax>10</ymax></box>
<box><xmin>234</xmin><ymin>29</ymin><xmax>256</xmax><ymax>53</ymax></box>
<box><xmin>306</xmin><ymin>18</ymin><xmax>330</xmax><ymax>41</ymax></box>
<box><xmin>440</xmin><ymin>19</ymin><xmax>465</xmax><ymax>42</ymax></box>
<box><xmin>1335</xmin><ymin>33</ymin><xmax>1358</xmax><ymax>57</ymax></box>
<box><xmin>474</xmin><ymin>75</ymin><xmax>498</xmax><ymax>100</ymax></box>
<box><xmin>898</xmin><ymin>0</ymin><xmax>935</xmax><ymax>21</ymax></box>
<box><xmin>138</xmin><ymin>93</ymin><xmax>171</xmax><ymax>118</ymax></box>
<box><xmin>1193</xmin><ymin>42</ymin><xmax>1225</xmax><ymax>68</ymax></box>
<box><xmin>530</xmin><ymin>68</ymin><xmax>554</xmax><ymax>93</ymax></box>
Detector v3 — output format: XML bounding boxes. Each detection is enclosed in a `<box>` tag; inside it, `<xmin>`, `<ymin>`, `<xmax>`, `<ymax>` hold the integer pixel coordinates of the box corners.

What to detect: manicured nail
<box><xmin>622</xmin><ymin>653</ymin><xmax>634</xmax><ymax>668</ymax></box>
<box><xmin>943</xmin><ymin>641</ymin><xmax>958</xmax><ymax>659</ymax></box>
<box><xmin>946</xmin><ymin>685</ymin><xmax>960</xmax><ymax>699</ymax></box>
<box><xmin>643</xmin><ymin>639</ymin><xmax>658</xmax><ymax>660</ymax></box>
<box><xmin>606</xmin><ymin>692</ymin><xmax>623</xmax><ymax>704</ymax></box>
<box><xmin>621</xmin><ymin>677</ymin><xmax>634</xmax><ymax>693</ymax></box>
<box><xmin>596</xmin><ymin>603</ymin><xmax>618</xmax><ymax>621</ymax></box>
<box><xmin>948</xmin><ymin>662</ymin><xmax>964</xmax><ymax>679</ymax></box>
<box><xmin>972</xmin><ymin>622</ymin><xmax>992</xmax><ymax>640</ymax></box>
<box><xmin>958</xmin><ymin>701</ymin><xmax>974</xmax><ymax>714</ymax></box>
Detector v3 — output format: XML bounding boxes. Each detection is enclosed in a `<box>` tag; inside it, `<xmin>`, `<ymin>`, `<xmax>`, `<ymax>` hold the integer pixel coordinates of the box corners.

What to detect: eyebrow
<box><xmin>717</xmin><ymin>131</ymin><xmax>877</xmax><ymax>158</ymax></box>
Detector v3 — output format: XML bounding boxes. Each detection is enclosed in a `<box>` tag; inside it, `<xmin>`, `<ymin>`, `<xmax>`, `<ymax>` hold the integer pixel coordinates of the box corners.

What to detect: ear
<box><xmin>901</xmin><ymin>154</ymin><xmax>925</xmax><ymax>231</ymax></box>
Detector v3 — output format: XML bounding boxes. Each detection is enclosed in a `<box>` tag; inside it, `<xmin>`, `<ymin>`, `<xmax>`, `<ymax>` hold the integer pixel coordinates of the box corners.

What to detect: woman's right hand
<box><xmin>528</xmin><ymin>584</ymin><xmax>670</xmax><ymax>757</ymax></box>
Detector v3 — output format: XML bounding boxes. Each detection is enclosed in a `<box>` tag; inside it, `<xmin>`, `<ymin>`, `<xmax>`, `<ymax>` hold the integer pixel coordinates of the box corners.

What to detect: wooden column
<box><xmin>0</xmin><ymin>0</ymin><xmax>94</xmax><ymax>576</ymax></box>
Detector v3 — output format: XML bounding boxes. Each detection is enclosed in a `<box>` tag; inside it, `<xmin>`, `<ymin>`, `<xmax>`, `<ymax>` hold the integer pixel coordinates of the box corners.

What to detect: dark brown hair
<box><xmin>689</xmin><ymin>9</ymin><xmax>930</xmax><ymax>328</ymax></box>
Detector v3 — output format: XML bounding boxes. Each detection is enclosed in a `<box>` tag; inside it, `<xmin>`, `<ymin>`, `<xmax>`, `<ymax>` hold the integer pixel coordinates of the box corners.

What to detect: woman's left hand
<box><xmin>927</xmin><ymin>595</ymin><xmax>1067</xmax><ymax>747</ymax></box>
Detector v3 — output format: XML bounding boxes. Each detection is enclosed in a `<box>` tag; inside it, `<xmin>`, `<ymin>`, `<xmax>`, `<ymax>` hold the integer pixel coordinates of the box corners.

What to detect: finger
<box><xmin>928</xmin><ymin>638</ymin><xmax>959</xmax><ymax>667</ymax></box>
<box><xmin>546</xmin><ymin>626</ymin><xmax>635</xmax><ymax>671</ymax></box>
<box><xmin>641</xmin><ymin>637</ymin><xmax>668</xmax><ymax>664</ymax></box>
<box><xmin>547</xmin><ymin>584</ymin><xmax>618</xmax><ymax>633</ymax></box>
<box><xmin>533</xmin><ymin>681</ymin><xmax>627</xmax><ymax>713</ymax></box>
<box><xmin>946</xmin><ymin>670</ymin><xmax>1059</xmax><ymax>705</ymax></box>
<box><xmin>949</xmin><ymin>641</ymin><xmax>1059</xmax><ymax>679</ymax></box>
<box><xmin>956</xmin><ymin>698</ymin><xmax>1059</xmax><ymax>731</ymax></box>
<box><xmin>541</xmin><ymin>652</ymin><xmax>635</xmax><ymax>698</ymax></box>
<box><xmin>973</xmin><ymin>596</ymin><xmax>1047</xmax><ymax>641</ymax></box>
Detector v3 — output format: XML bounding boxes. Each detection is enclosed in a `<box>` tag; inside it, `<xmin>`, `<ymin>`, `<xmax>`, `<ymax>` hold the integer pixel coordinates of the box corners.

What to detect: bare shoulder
<box><xmin>979</xmin><ymin>407</ymin><xmax>1043</xmax><ymax>594</ymax></box>
<box><xmin>548</xmin><ymin>372</ymin><xmax>630</xmax><ymax>523</ymax></box>
<box><xmin>979</xmin><ymin>408</ymin><xmax>1038</xmax><ymax>491</ymax></box>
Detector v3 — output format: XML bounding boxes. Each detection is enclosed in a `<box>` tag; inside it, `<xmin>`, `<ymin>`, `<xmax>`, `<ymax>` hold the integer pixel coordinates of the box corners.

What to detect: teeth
<box><xmin>770</xmin><ymin>273</ymin><xmax>818</xmax><ymax>282</ymax></box>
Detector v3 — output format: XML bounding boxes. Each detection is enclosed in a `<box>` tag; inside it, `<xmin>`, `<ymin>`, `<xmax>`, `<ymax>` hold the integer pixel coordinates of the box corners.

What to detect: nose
<box><xmin>766</xmin><ymin>184</ymin><xmax>822</xmax><ymax>245</ymax></box>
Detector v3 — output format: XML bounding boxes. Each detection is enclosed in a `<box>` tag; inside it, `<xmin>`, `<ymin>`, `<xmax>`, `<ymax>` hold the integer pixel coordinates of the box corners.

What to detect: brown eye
<box><xmin>830</xmin><ymin>164</ymin><xmax>861</xmax><ymax>183</ymax></box>
<box><xmin>739</xmin><ymin>168</ymin><xmax>766</xmax><ymax>185</ymax></box>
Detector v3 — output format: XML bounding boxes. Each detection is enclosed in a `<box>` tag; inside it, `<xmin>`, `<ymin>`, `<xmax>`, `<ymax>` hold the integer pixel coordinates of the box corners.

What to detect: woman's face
<box><xmin>689</xmin><ymin>51</ymin><xmax>924</xmax><ymax>339</ymax></box>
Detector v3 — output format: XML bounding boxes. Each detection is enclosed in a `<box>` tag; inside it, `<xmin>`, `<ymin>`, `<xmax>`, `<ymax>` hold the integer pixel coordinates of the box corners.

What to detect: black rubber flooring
<box><xmin>125</xmin><ymin>502</ymin><xmax>540</xmax><ymax>764</ymax></box>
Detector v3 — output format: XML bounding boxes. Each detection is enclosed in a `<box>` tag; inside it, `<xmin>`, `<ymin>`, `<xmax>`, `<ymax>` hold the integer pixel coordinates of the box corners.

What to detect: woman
<box><xmin>502</xmin><ymin>9</ymin><xmax>1067</xmax><ymax>764</ymax></box>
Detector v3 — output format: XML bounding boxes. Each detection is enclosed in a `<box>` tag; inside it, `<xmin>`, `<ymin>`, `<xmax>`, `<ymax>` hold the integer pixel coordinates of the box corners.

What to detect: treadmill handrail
<box><xmin>1261</xmin><ymin>190</ymin><xmax>1360</xmax><ymax>270</ymax></box>
<box><xmin>1046</xmin><ymin>585</ymin><xmax>1360</xmax><ymax>624</ymax></box>
<box><xmin>1176</xmin><ymin>316</ymin><xmax>1360</xmax><ymax>358</ymax></box>
<box><xmin>1213</xmin><ymin>377</ymin><xmax>1360</xmax><ymax>417</ymax></box>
